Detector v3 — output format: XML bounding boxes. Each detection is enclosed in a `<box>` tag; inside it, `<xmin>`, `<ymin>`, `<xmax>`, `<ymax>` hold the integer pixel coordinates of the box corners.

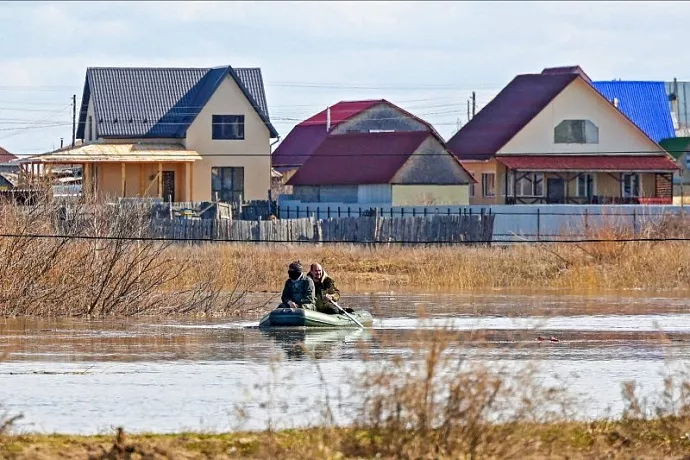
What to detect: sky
<box><xmin>0</xmin><ymin>0</ymin><xmax>687</xmax><ymax>156</ymax></box>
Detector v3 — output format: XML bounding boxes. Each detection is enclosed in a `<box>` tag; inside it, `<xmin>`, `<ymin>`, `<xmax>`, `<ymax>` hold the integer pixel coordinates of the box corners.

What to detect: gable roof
<box><xmin>272</xmin><ymin>99</ymin><xmax>439</xmax><ymax>169</ymax></box>
<box><xmin>272</xmin><ymin>100</ymin><xmax>383</xmax><ymax>169</ymax></box>
<box><xmin>0</xmin><ymin>146</ymin><xmax>17</xmax><ymax>163</ymax></box>
<box><xmin>76</xmin><ymin>66</ymin><xmax>278</xmax><ymax>140</ymax></box>
<box><xmin>287</xmin><ymin>131</ymin><xmax>430</xmax><ymax>185</ymax></box>
<box><xmin>592</xmin><ymin>81</ymin><xmax>675</xmax><ymax>143</ymax></box>
<box><xmin>446</xmin><ymin>73</ymin><xmax>578</xmax><ymax>160</ymax></box>
<box><xmin>286</xmin><ymin>131</ymin><xmax>473</xmax><ymax>186</ymax></box>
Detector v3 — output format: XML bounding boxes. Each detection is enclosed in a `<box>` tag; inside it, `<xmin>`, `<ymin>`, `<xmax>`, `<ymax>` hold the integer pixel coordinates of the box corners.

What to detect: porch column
<box><xmin>185</xmin><ymin>162</ymin><xmax>191</xmax><ymax>202</ymax></box>
<box><xmin>121</xmin><ymin>162</ymin><xmax>126</xmax><ymax>197</ymax></box>
<box><xmin>189</xmin><ymin>163</ymin><xmax>194</xmax><ymax>202</ymax></box>
<box><xmin>139</xmin><ymin>164</ymin><xmax>144</xmax><ymax>196</ymax></box>
<box><xmin>157</xmin><ymin>162</ymin><xmax>163</xmax><ymax>198</ymax></box>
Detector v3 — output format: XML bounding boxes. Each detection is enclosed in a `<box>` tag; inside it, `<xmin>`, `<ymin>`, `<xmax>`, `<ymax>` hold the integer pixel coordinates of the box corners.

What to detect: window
<box><xmin>622</xmin><ymin>173</ymin><xmax>640</xmax><ymax>198</ymax></box>
<box><xmin>88</xmin><ymin>115</ymin><xmax>93</xmax><ymax>141</ymax></box>
<box><xmin>211</xmin><ymin>167</ymin><xmax>244</xmax><ymax>203</ymax></box>
<box><xmin>577</xmin><ymin>173</ymin><xmax>595</xmax><ymax>197</ymax></box>
<box><xmin>212</xmin><ymin>115</ymin><xmax>245</xmax><ymax>140</ymax></box>
<box><xmin>554</xmin><ymin>119</ymin><xmax>599</xmax><ymax>144</ymax></box>
<box><xmin>482</xmin><ymin>173</ymin><xmax>495</xmax><ymax>197</ymax></box>
<box><xmin>508</xmin><ymin>173</ymin><xmax>544</xmax><ymax>197</ymax></box>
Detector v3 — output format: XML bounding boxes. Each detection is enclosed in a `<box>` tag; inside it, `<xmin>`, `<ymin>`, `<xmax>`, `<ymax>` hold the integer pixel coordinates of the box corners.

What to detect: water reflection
<box><xmin>0</xmin><ymin>291</ymin><xmax>689</xmax><ymax>434</ymax></box>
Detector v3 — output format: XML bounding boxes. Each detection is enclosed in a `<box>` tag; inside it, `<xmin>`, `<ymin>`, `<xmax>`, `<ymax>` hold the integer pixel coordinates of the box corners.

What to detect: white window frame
<box><xmin>507</xmin><ymin>173</ymin><xmax>545</xmax><ymax>197</ymax></box>
<box><xmin>621</xmin><ymin>173</ymin><xmax>640</xmax><ymax>198</ymax></box>
<box><xmin>576</xmin><ymin>173</ymin><xmax>596</xmax><ymax>197</ymax></box>
<box><xmin>482</xmin><ymin>173</ymin><xmax>495</xmax><ymax>197</ymax></box>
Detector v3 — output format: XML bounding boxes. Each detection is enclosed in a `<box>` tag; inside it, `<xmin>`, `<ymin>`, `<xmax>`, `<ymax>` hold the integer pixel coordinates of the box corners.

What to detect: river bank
<box><xmin>3</xmin><ymin>418</ymin><xmax>689</xmax><ymax>459</ymax></box>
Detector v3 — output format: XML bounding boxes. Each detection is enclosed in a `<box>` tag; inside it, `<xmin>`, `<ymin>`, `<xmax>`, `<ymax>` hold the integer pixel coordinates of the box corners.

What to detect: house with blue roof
<box><xmin>23</xmin><ymin>66</ymin><xmax>278</xmax><ymax>203</ymax></box>
<box><xmin>591</xmin><ymin>80</ymin><xmax>675</xmax><ymax>143</ymax></box>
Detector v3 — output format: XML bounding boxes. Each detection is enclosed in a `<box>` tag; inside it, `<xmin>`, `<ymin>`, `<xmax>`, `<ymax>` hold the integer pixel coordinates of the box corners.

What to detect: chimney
<box><xmin>60</xmin><ymin>138</ymin><xmax>64</xmax><ymax>149</ymax></box>
<box><xmin>326</xmin><ymin>106</ymin><xmax>331</xmax><ymax>132</ymax></box>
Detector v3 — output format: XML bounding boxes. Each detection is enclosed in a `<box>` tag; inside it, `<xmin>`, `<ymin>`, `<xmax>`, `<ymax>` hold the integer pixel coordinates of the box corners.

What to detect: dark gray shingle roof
<box><xmin>76</xmin><ymin>66</ymin><xmax>277</xmax><ymax>140</ymax></box>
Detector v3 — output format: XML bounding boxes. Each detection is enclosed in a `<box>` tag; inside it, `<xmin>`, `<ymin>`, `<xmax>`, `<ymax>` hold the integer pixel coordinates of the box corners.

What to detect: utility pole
<box><xmin>467</xmin><ymin>99</ymin><xmax>470</xmax><ymax>122</ymax></box>
<box><xmin>472</xmin><ymin>91</ymin><xmax>476</xmax><ymax>118</ymax></box>
<box><xmin>71</xmin><ymin>94</ymin><xmax>76</xmax><ymax>147</ymax></box>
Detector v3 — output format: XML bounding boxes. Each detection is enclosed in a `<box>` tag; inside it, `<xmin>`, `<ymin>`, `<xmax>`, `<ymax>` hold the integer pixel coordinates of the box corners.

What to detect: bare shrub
<box><xmin>0</xmin><ymin>191</ymin><xmax>257</xmax><ymax>316</ymax></box>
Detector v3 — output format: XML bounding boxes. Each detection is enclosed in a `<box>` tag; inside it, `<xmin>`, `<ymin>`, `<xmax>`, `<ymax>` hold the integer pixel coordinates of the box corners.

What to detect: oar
<box><xmin>330</xmin><ymin>300</ymin><xmax>365</xmax><ymax>329</ymax></box>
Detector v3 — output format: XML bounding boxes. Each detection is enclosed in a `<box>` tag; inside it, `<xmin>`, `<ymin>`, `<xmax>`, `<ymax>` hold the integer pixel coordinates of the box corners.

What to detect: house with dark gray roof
<box><xmin>447</xmin><ymin>66</ymin><xmax>679</xmax><ymax>205</ymax></box>
<box><xmin>22</xmin><ymin>66</ymin><xmax>278</xmax><ymax>203</ymax></box>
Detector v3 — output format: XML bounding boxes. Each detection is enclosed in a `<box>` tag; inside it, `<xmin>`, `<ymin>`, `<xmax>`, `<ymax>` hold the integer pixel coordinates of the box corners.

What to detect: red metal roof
<box><xmin>446</xmin><ymin>73</ymin><xmax>578</xmax><ymax>161</ymax></box>
<box><xmin>286</xmin><ymin>131</ymin><xmax>431</xmax><ymax>185</ymax></box>
<box><xmin>299</xmin><ymin>100</ymin><xmax>383</xmax><ymax>127</ymax></box>
<box><xmin>497</xmin><ymin>155</ymin><xmax>679</xmax><ymax>171</ymax></box>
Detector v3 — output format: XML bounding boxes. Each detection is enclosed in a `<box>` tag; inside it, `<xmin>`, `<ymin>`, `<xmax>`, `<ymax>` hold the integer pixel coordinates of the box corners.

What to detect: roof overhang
<box><xmin>497</xmin><ymin>155</ymin><xmax>680</xmax><ymax>172</ymax></box>
<box><xmin>21</xmin><ymin>143</ymin><xmax>203</xmax><ymax>164</ymax></box>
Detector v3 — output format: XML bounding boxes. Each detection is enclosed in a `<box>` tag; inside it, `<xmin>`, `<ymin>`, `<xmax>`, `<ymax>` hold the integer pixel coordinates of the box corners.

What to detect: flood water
<box><xmin>1</xmin><ymin>291</ymin><xmax>690</xmax><ymax>434</ymax></box>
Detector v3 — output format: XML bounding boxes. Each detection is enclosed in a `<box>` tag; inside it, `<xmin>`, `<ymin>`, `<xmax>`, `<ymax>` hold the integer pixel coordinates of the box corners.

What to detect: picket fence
<box><xmin>145</xmin><ymin>214</ymin><xmax>495</xmax><ymax>244</ymax></box>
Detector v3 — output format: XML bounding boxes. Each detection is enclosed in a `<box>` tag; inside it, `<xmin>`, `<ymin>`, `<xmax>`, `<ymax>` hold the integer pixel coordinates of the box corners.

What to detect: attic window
<box><xmin>554</xmin><ymin>119</ymin><xmax>599</xmax><ymax>144</ymax></box>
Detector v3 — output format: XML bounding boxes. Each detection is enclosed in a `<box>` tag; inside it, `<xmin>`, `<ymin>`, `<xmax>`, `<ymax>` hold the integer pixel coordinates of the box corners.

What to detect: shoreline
<box><xmin>3</xmin><ymin>419</ymin><xmax>690</xmax><ymax>458</ymax></box>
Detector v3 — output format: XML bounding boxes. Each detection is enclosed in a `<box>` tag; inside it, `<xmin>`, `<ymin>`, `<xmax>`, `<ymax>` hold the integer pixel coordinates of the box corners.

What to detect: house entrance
<box><xmin>546</xmin><ymin>178</ymin><xmax>565</xmax><ymax>204</ymax></box>
<box><xmin>162</xmin><ymin>171</ymin><xmax>175</xmax><ymax>202</ymax></box>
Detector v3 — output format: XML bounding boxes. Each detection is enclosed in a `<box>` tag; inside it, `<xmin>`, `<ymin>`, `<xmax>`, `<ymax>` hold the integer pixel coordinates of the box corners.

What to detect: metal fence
<box><xmin>275</xmin><ymin>204</ymin><xmax>690</xmax><ymax>241</ymax></box>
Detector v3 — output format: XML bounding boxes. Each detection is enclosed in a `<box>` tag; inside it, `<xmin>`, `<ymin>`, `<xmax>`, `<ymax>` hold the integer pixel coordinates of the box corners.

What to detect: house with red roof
<box><xmin>447</xmin><ymin>66</ymin><xmax>679</xmax><ymax>205</ymax></box>
<box><xmin>274</xmin><ymin>99</ymin><xmax>474</xmax><ymax>206</ymax></box>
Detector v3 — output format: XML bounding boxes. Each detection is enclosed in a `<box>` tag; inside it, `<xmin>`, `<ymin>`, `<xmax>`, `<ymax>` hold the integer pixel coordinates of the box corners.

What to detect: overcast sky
<box><xmin>0</xmin><ymin>0</ymin><xmax>687</xmax><ymax>155</ymax></box>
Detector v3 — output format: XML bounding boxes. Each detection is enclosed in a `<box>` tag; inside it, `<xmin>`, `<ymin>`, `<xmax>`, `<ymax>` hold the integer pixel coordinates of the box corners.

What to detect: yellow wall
<box><xmin>391</xmin><ymin>185</ymin><xmax>469</xmax><ymax>206</ymax></box>
<box><xmin>460</xmin><ymin>159</ymin><xmax>501</xmax><ymax>205</ymax></box>
<box><xmin>185</xmin><ymin>74</ymin><xmax>272</xmax><ymax>202</ymax></box>
<box><xmin>93</xmin><ymin>162</ymin><xmax>190</xmax><ymax>201</ymax></box>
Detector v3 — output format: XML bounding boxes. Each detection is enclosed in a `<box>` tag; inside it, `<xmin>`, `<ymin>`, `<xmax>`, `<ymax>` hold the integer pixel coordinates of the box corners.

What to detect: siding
<box><xmin>332</xmin><ymin>104</ymin><xmax>428</xmax><ymax>134</ymax></box>
<box><xmin>358</xmin><ymin>184</ymin><xmax>392</xmax><ymax>203</ymax></box>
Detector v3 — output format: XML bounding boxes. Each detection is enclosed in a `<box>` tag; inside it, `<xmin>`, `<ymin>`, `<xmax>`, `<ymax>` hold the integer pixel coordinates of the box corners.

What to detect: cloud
<box><xmin>1</xmin><ymin>0</ymin><xmax>689</xmax><ymax>153</ymax></box>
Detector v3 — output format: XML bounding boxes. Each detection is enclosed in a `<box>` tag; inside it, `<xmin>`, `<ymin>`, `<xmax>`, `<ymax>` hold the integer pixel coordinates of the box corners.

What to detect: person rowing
<box><xmin>278</xmin><ymin>261</ymin><xmax>316</xmax><ymax>310</ymax></box>
<box><xmin>308</xmin><ymin>263</ymin><xmax>354</xmax><ymax>314</ymax></box>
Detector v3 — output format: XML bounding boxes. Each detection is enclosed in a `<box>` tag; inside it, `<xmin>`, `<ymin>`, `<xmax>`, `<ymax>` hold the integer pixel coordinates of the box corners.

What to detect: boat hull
<box><xmin>258</xmin><ymin>307</ymin><xmax>373</xmax><ymax>328</ymax></box>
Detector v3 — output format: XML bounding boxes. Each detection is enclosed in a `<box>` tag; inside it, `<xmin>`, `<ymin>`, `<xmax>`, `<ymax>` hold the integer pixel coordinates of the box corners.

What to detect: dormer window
<box><xmin>212</xmin><ymin>115</ymin><xmax>245</xmax><ymax>140</ymax></box>
<box><xmin>554</xmin><ymin>119</ymin><xmax>599</xmax><ymax>144</ymax></box>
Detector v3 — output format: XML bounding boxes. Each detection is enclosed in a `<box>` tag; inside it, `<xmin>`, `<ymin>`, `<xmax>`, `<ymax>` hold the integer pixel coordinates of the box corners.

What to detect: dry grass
<box><xmin>1</xmin><ymin>193</ymin><xmax>689</xmax><ymax>318</ymax></box>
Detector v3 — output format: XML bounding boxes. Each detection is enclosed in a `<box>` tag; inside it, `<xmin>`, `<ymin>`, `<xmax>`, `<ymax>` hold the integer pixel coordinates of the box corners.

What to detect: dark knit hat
<box><xmin>288</xmin><ymin>261</ymin><xmax>302</xmax><ymax>272</ymax></box>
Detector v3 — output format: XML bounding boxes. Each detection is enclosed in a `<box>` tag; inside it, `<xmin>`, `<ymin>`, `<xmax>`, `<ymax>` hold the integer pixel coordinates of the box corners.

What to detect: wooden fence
<box><xmin>145</xmin><ymin>214</ymin><xmax>495</xmax><ymax>244</ymax></box>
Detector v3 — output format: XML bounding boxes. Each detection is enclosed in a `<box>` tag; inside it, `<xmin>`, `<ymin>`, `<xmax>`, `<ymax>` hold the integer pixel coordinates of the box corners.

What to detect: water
<box><xmin>1</xmin><ymin>292</ymin><xmax>689</xmax><ymax>434</ymax></box>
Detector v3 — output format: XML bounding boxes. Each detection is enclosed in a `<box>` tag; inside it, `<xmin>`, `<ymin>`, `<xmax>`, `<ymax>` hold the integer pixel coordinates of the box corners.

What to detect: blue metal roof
<box><xmin>76</xmin><ymin>66</ymin><xmax>278</xmax><ymax>140</ymax></box>
<box><xmin>592</xmin><ymin>80</ymin><xmax>675</xmax><ymax>143</ymax></box>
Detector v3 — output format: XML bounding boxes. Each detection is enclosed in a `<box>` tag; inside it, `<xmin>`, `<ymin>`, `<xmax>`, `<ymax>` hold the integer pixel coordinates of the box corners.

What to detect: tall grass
<box><xmin>1</xmin><ymin>193</ymin><xmax>689</xmax><ymax>317</ymax></box>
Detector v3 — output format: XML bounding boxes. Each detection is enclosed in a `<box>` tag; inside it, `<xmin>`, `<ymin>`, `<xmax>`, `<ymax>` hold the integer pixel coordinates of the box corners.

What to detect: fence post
<box><xmin>348</xmin><ymin>207</ymin><xmax>351</xmax><ymax>217</ymax></box>
<box><xmin>423</xmin><ymin>207</ymin><xmax>427</xmax><ymax>216</ymax></box>
<box><xmin>536</xmin><ymin>208</ymin><xmax>540</xmax><ymax>241</ymax></box>
<box><xmin>337</xmin><ymin>206</ymin><xmax>341</xmax><ymax>218</ymax></box>
<box><xmin>633</xmin><ymin>208</ymin><xmax>637</xmax><ymax>235</ymax></box>
<box><xmin>306</xmin><ymin>206</ymin><xmax>310</xmax><ymax>219</ymax></box>
<box><xmin>296</xmin><ymin>206</ymin><xmax>300</xmax><ymax>219</ymax></box>
<box><xmin>584</xmin><ymin>208</ymin><xmax>588</xmax><ymax>233</ymax></box>
<box><xmin>359</xmin><ymin>207</ymin><xmax>362</xmax><ymax>217</ymax></box>
<box><xmin>412</xmin><ymin>208</ymin><xmax>416</xmax><ymax>217</ymax></box>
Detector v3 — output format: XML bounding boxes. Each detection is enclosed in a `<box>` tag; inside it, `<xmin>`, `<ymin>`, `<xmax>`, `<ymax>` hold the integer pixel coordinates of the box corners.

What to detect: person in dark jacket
<box><xmin>279</xmin><ymin>261</ymin><xmax>316</xmax><ymax>310</ymax></box>
<box><xmin>308</xmin><ymin>263</ymin><xmax>353</xmax><ymax>314</ymax></box>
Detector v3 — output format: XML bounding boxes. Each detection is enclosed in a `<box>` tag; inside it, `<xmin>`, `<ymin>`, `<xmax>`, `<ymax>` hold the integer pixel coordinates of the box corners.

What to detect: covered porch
<box><xmin>20</xmin><ymin>143</ymin><xmax>202</xmax><ymax>202</ymax></box>
<box><xmin>498</xmin><ymin>155</ymin><xmax>679</xmax><ymax>205</ymax></box>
